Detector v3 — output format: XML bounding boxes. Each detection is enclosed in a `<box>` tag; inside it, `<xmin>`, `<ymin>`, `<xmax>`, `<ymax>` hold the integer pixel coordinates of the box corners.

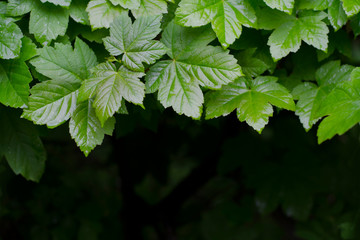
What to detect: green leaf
<box><xmin>69</xmin><ymin>99</ymin><xmax>115</xmax><ymax>156</ymax></box>
<box><xmin>146</xmin><ymin>22</ymin><xmax>242</xmax><ymax>119</ymax></box>
<box><xmin>205</xmin><ymin>76</ymin><xmax>294</xmax><ymax>132</ymax></box>
<box><xmin>40</xmin><ymin>0</ymin><xmax>72</xmax><ymax>7</ymax></box>
<box><xmin>103</xmin><ymin>13</ymin><xmax>167</xmax><ymax>71</ymax></box>
<box><xmin>6</xmin><ymin>0</ymin><xmax>35</xmax><ymax>16</ymax></box>
<box><xmin>297</xmin><ymin>0</ymin><xmax>329</xmax><ymax>10</ymax></box>
<box><xmin>0</xmin><ymin>16</ymin><xmax>23</xmax><ymax>59</ymax></box>
<box><xmin>86</xmin><ymin>0</ymin><xmax>126</xmax><ymax>29</ymax></box>
<box><xmin>0</xmin><ymin>59</ymin><xmax>32</xmax><ymax>108</ymax></box>
<box><xmin>132</xmin><ymin>0</ymin><xmax>168</xmax><ymax>18</ymax></box>
<box><xmin>341</xmin><ymin>0</ymin><xmax>360</xmax><ymax>16</ymax></box>
<box><xmin>316</xmin><ymin>67</ymin><xmax>360</xmax><ymax>143</ymax></box>
<box><xmin>235</xmin><ymin>48</ymin><xmax>275</xmax><ymax>77</ymax></box>
<box><xmin>69</xmin><ymin>0</ymin><xmax>90</xmax><ymax>25</ymax></box>
<box><xmin>109</xmin><ymin>0</ymin><xmax>140</xmax><ymax>9</ymax></box>
<box><xmin>22</xmin><ymin>79</ymin><xmax>80</xmax><ymax>127</ymax></box>
<box><xmin>29</xmin><ymin>2</ymin><xmax>69</xmax><ymax>45</ymax></box>
<box><xmin>263</xmin><ymin>0</ymin><xmax>295</xmax><ymax>14</ymax></box>
<box><xmin>24</xmin><ymin>39</ymin><xmax>97</xmax><ymax>127</ymax></box>
<box><xmin>292</xmin><ymin>61</ymin><xmax>354</xmax><ymax>131</ymax></box>
<box><xmin>350</xmin><ymin>13</ymin><xmax>360</xmax><ymax>37</ymax></box>
<box><xmin>265</xmin><ymin>10</ymin><xmax>329</xmax><ymax>60</ymax></box>
<box><xmin>328</xmin><ymin>0</ymin><xmax>347</xmax><ymax>31</ymax></box>
<box><xmin>30</xmin><ymin>38</ymin><xmax>97</xmax><ymax>83</ymax></box>
<box><xmin>79</xmin><ymin>62</ymin><xmax>145</xmax><ymax>125</ymax></box>
<box><xmin>175</xmin><ymin>0</ymin><xmax>256</xmax><ymax>48</ymax></box>
<box><xmin>0</xmin><ymin>107</ymin><xmax>46</xmax><ymax>182</ymax></box>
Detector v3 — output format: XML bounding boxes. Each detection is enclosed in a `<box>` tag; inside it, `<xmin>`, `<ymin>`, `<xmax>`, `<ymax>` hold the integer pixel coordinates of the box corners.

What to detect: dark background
<box><xmin>1</xmin><ymin>97</ymin><xmax>360</xmax><ymax>240</ymax></box>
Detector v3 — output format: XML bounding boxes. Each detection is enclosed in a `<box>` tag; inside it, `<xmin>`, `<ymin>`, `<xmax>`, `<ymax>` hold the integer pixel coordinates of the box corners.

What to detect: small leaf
<box><xmin>40</xmin><ymin>0</ymin><xmax>72</xmax><ymax>7</ymax></box>
<box><xmin>6</xmin><ymin>0</ymin><xmax>35</xmax><ymax>16</ymax></box>
<box><xmin>109</xmin><ymin>0</ymin><xmax>140</xmax><ymax>9</ymax></box>
<box><xmin>0</xmin><ymin>16</ymin><xmax>23</xmax><ymax>59</ymax></box>
<box><xmin>132</xmin><ymin>0</ymin><xmax>168</xmax><ymax>18</ymax></box>
<box><xmin>70</xmin><ymin>0</ymin><xmax>90</xmax><ymax>25</ymax></box>
<box><xmin>328</xmin><ymin>0</ymin><xmax>348</xmax><ymax>31</ymax></box>
<box><xmin>175</xmin><ymin>0</ymin><xmax>256</xmax><ymax>48</ymax></box>
<box><xmin>103</xmin><ymin>13</ymin><xmax>167</xmax><ymax>71</ymax></box>
<box><xmin>341</xmin><ymin>0</ymin><xmax>360</xmax><ymax>17</ymax></box>
<box><xmin>79</xmin><ymin>62</ymin><xmax>145</xmax><ymax>125</ymax></box>
<box><xmin>86</xmin><ymin>0</ymin><xmax>126</xmax><ymax>29</ymax></box>
<box><xmin>263</xmin><ymin>0</ymin><xmax>295</xmax><ymax>14</ymax></box>
<box><xmin>206</xmin><ymin>77</ymin><xmax>295</xmax><ymax>132</ymax></box>
<box><xmin>69</xmin><ymin>99</ymin><xmax>115</xmax><ymax>156</ymax></box>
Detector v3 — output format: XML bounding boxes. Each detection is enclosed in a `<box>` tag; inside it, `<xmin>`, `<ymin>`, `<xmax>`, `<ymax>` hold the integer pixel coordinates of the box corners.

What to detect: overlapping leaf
<box><xmin>86</xmin><ymin>0</ymin><xmax>126</xmax><ymax>29</ymax></box>
<box><xmin>258</xmin><ymin>8</ymin><xmax>329</xmax><ymax>60</ymax></box>
<box><xmin>110</xmin><ymin>0</ymin><xmax>140</xmax><ymax>9</ymax></box>
<box><xmin>40</xmin><ymin>0</ymin><xmax>72</xmax><ymax>7</ymax></box>
<box><xmin>69</xmin><ymin>99</ymin><xmax>115</xmax><ymax>156</ymax></box>
<box><xmin>0</xmin><ymin>107</ymin><xmax>46</xmax><ymax>182</ymax></box>
<box><xmin>175</xmin><ymin>0</ymin><xmax>256</xmax><ymax>48</ymax></box>
<box><xmin>145</xmin><ymin>21</ymin><xmax>243</xmax><ymax>119</ymax></box>
<box><xmin>103</xmin><ymin>13</ymin><xmax>167</xmax><ymax>71</ymax></box>
<box><xmin>293</xmin><ymin>61</ymin><xmax>354</xmax><ymax>131</ymax></box>
<box><xmin>23</xmin><ymin>38</ymin><xmax>97</xmax><ymax>127</ymax></box>
<box><xmin>79</xmin><ymin>62</ymin><xmax>145</xmax><ymax>125</ymax></box>
<box><xmin>132</xmin><ymin>0</ymin><xmax>168</xmax><ymax>18</ymax></box>
<box><xmin>263</xmin><ymin>0</ymin><xmax>294</xmax><ymax>14</ymax></box>
<box><xmin>315</xmin><ymin>67</ymin><xmax>360</xmax><ymax>143</ymax></box>
<box><xmin>205</xmin><ymin>76</ymin><xmax>295</xmax><ymax>132</ymax></box>
<box><xmin>0</xmin><ymin>16</ymin><xmax>23</xmax><ymax>59</ymax></box>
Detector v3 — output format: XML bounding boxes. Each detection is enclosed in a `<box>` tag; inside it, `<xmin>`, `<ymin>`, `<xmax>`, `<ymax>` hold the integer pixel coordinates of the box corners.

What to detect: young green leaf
<box><xmin>69</xmin><ymin>99</ymin><xmax>115</xmax><ymax>156</ymax></box>
<box><xmin>109</xmin><ymin>0</ymin><xmax>140</xmax><ymax>9</ymax></box>
<box><xmin>0</xmin><ymin>107</ymin><xmax>46</xmax><ymax>182</ymax></box>
<box><xmin>79</xmin><ymin>62</ymin><xmax>145</xmax><ymax>126</ymax></box>
<box><xmin>316</xmin><ymin>68</ymin><xmax>360</xmax><ymax>143</ymax></box>
<box><xmin>341</xmin><ymin>0</ymin><xmax>360</xmax><ymax>16</ymax></box>
<box><xmin>30</xmin><ymin>38</ymin><xmax>97</xmax><ymax>83</ymax></box>
<box><xmin>175</xmin><ymin>0</ymin><xmax>256</xmax><ymax>48</ymax></box>
<box><xmin>131</xmin><ymin>0</ymin><xmax>168</xmax><ymax>18</ymax></box>
<box><xmin>328</xmin><ymin>0</ymin><xmax>348</xmax><ymax>31</ymax></box>
<box><xmin>0</xmin><ymin>60</ymin><xmax>32</xmax><ymax>108</ymax></box>
<box><xmin>205</xmin><ymin>76</ymin><xmax>295</xmax><ymax>133</ymax></box>
<box><xmin>0</xmin><ymin>16</ymin><xmax>23</xmax><ymax>59</ymax></box>
<box><xmin>260</xmin><ymin>9</ymin><xmax>329</xmax><ymax>60</ymax></box>
<box><xmin>263</xmin><ymin>0</ymin><xmax>294</xmax><ymax>14</ymax></box>
<box><xmin>145</xmin><ymin>21</ymin><xmax>243</xmax><ymax>119</ymax></box>
<box><xmin>40</xmin><ymin>0</ymin><xmax>72</xmax><ymax>7</ymax></box>
<box><xmin>86</xmin><ymin>0</ymin><xmax>126</xmax><ymax>29</ymax></box>
<box><xmin>103</xmin><ymin>13</ymin><xmax>167</xmax><ymax>71</ymax></box>
<box><xmin>292</xmin><ymin>61</ymin><xmax>354</xmax><ymax>131</ymax></box>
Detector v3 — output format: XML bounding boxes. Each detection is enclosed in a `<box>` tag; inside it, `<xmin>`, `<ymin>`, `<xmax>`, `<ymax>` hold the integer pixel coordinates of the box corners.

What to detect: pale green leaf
<box><xmin>86</xmin><ymin>0</ymin><xmax>126</xmax><ymax>29</ymax></box>
<box><xmin>22</xmin><ymin>79</ymin><xmax>80</xmax><ymax>127</ymax></box>
<box><xmin>0</xmin><ymin>16</ymin><xmax>23</xmax><ymax>59</ymax></box>
<box><xmin>132</xmin><ymin>0</ymin><xmax>168</xmax><ymax>18</ymax></box>
<box><xmin>205</xmin><ymin>77</ymin><xmax>295</xmax><ymax>132</ymax></box>
<box><xmin>79</xmin><ymin>62</ymin><xmax>145</xmax><ymax>125</ymax></box>
<box><xmin>109</xmin><ymin>0</ymin><xmax>140</xmax><ymax>9</ymax></box>
<box><xmin>145</xmin><ymin>21</ymin><xmax>242</xmax><ymax>119</ymax></box>
<box><xmin>263</xmin><ymin>0</ymin><xmax>295</xmax><ymax>14</ymax></box>
<box><xmin>266</xmin><ymin>10</ymin><xmax>329</xmax><ymax>60</ymax></box>
<box><xmin>328</xmin><ymin>0</ymin><xmax>347</xmax><ymax>31</ymax></box>
<box><xmin>30</xmin><ymin>38</ymin><xmax>97</xmax><ymax>83</ymax></box>
<box><xmin>103</xmin><ymin>13</ymin><xmax>167</xmax><ymax>71</ymax></box>
<box><xmin>40</xmin><ymin>0</ymin><xmax>72</xmax><ymax>7</ymax></box>
<box><xmin>0</xmin><ymin>107</ymin><xmax>46</xmax><ymax>182</ymax></box>
<box><xmin>317</xmin><ymin>67</ymin><xmax>360</xmax><ymax>143</ymax></box>
<box><xmin>29</xmin><ymin>2</ymin><xmax>69</xmax><ymax>45</ymax></box>
<box><xmin>293</xmin><ymin>61</ymin><xmax>354</xmax><ymax>131</ymax></box>
<box><xmin>175</xmin><ymin>0</ymin><xmax>256</xmax><ymax>48</ymax></box>
<box><xmin>341</xmin><ymin>0</ymin><xmax>360</xmax><ymax>16</ymax></box>
<box><xmin>69</xmin><ymin>99</ymin><xmax>115</xmax><ymax>156</ymax></box>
